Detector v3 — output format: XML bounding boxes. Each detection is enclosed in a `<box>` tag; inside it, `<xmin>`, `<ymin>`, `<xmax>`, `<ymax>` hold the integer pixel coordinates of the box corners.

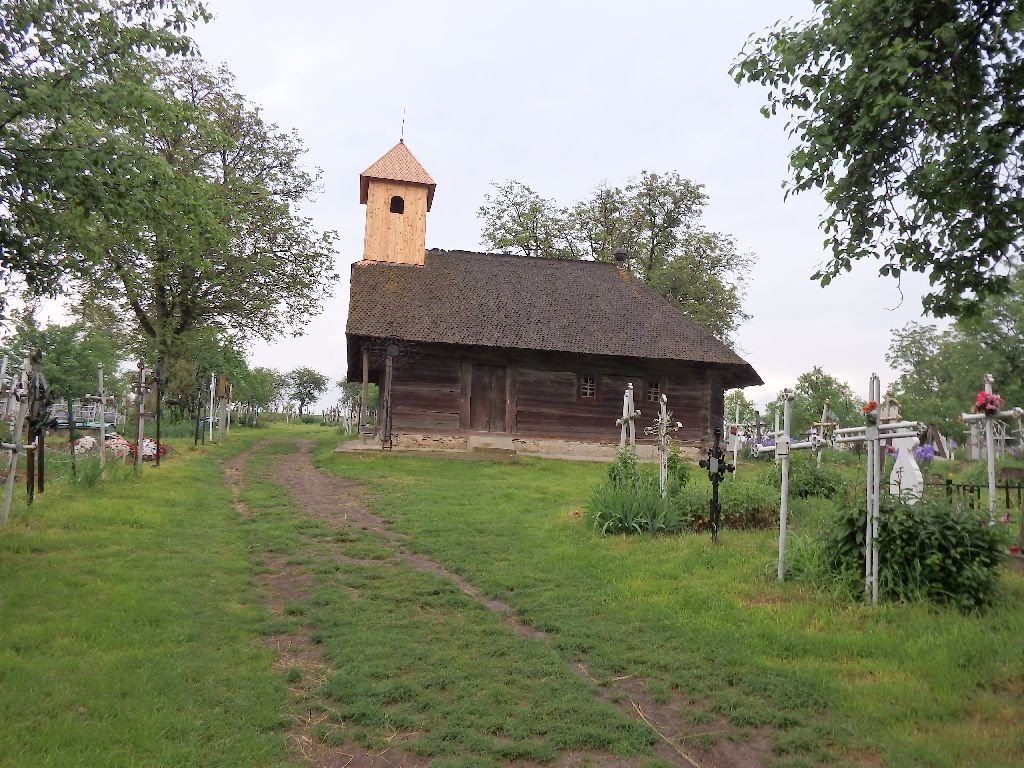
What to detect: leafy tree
<box><xmin>885</xmin><ymin>323</ymin><xmax>980</xmax><ymax>439</ymax></box>
<box><xmin>724</xmin><ymin>389</ymin><xmax>757</xmax><ymax>426</ymax></box>
<box><xmin>338</xmin><ymin>378</ymin><xmax>379</xmax><ymax>412</ymax></box>
<box><xmin>733</xmin><ymin>0</ymin><xmax>1024</xmax><ymax>318</ymax></box>
<box><xmin>478</xmin><ymin>174</ymin><xmax>753</xmax><ymax>344</ymax></box>
<box><xmin>0</xmin><ymin>312</ymin><xmax>124</xmax><ymax>400</ymax></box>
<box><xmin>155</xmin><ymin>328</ymin><xmax>248</xmax><ymax>418</ymax></box>
<box><xmin>79</xmin><ymin>58</ymin><xmax>338</xmax><ymax>373</ymax></box>
<box><xmin>767</xmin><ymin>366</ymin><xmax>860</xmax><ymax>436</ymax></box>
<box><xmin>233</xmin><ymin>366</ymin><xmax>279</xmax><ymax>423</ymax></box>
<box><xmin>288</xmin><ymin>368</ymin><xmax>328</xmax><ymax>416</ymax></box>
<box><xmin>0</xmin><ymin>0</ymin><xmax>208</xmax><ymax>313</ymax></box>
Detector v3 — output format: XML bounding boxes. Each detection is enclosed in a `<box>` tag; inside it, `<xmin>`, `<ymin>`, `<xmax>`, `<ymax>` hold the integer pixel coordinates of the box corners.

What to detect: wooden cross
<box><xmin>1</xmin><ymin>356</ymin><xmax>42</xmax><ymax>527</ymax></box>
<box><xmin>960</xmin><ymin>373</ymin><xmax>1024</xmax><ymax>519</ymax></box>
<box><xmin>832</xmin><ymin>374</ymin><xmax>923</xmax><ymax>605</ymax></box>
<box><xmin>84</xmin><ymin>363</ymin><xmax>112</xmax><ymax>474</ymax></box>
<box><xmin>809</xmin><ymin>399</ymin><xmax>837</xmax><ymax>468</ymax></box>
<box><xmin>616</xmin><ymin>383</ymin><xmax>641</xmax><ymax>450</ymax></box>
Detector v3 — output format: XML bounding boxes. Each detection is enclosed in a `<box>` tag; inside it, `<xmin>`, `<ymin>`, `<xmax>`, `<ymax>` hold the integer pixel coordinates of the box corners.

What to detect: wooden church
<box><xmin>345</xmin><ymin>141</ymin><xmax>762</xmax><ymax>456</ymax></box>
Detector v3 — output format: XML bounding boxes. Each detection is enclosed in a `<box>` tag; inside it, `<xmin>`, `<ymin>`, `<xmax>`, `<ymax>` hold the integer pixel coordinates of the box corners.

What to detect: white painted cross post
<box><xmin>810</xmin><ymin>399</ymin><xmax>837</xmax><ymax>468</ymax></box>
<box><xmin>83</xmin><ymin>363</ymin><xmax>111</xmax><ymax>473</ymax></box>
<box><xmin>729</xmin><ymin>399</ymin><xmax>742</xmax><ymax>475</ymax></box>
<box><xmin>959</xmin><ymin>373</ymin><xmax>1024</xmax><ymax>520</ymax></box>
<box><xmin>616</xmin><ymin>383</ymin><xmax>641</xmax><ymax>451</ymax></box>
<box><xmin>133</xmin><ymin>362</ymin><xmax>150</xmax><ymax>471</ymax></box>
<box><xmin>0</xmin><ymin>356</ymin><xmax>7</xmax><ymax>422</ymax></box>
<box><xmin>644</xmin><ymin>394</ymin><xmax>682</xmax><ymax>497</ymax></box>
<box><xmin>751</xmin><ymin>389</ymin><xmax>826</xmax><ymax>580</ymax></box>
<box><xmin>832</xmin><ymin>374</ymin><xmax>923</xmax><ymax>605</ymax></box>
<box><xmin>208</xmin><ymin>372</ymin><xmax>216</xmax><ymax>442</ymax></box>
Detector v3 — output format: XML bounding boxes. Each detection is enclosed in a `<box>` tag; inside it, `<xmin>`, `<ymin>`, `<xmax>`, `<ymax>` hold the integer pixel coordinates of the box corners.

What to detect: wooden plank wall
<box><xmin>390</xmin><ymin>354</ymin><xmax>460</xmax><ymax>431</ymax></box>
<box><xmin>362</xmin><ymin>179</ymin><xmax>429</xmax><ymax>265</ymax></box>
<box><xmin>385</xmin><ymin>346</ymin><xmax>723</xmax><ymax>445</ymax></box>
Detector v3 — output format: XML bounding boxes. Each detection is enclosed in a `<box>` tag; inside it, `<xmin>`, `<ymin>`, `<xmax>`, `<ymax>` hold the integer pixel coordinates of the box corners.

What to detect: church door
<box><xmin>470</xmin><ymin>365</ymin><xmax>507</xmax><ymax>432</ymax></box>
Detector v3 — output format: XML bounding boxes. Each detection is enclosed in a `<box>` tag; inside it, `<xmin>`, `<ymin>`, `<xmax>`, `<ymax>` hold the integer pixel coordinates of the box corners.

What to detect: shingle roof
<box><xmin>346</xmin><ymin>250</ymin><xmax>762</xmax><ymax>387</ymax></box>
<box><xmin>359</xmin><ymin>140</ymin><xmax>436</xmax><ymax>210</ymax></box>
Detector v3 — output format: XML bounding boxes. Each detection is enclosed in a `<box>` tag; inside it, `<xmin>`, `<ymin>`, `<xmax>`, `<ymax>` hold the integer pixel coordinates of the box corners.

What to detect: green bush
<box><xmin>670</xmin><ymin>479</ymin><xmax>778</xmax><ymax>532</ymax></box>
<box><xmin>607</xmin><ymin>448</ymin><xmax>641</xmax><ymax>489</ymax></box>
<box><xmin>807</xmin><ymin>496</ymin><xmax>1007</xmax><ymax>610</ymax></box>
<box><xmin>666</xmin><ymin>444</ymin><xmax>691</xmax><ymax>492</ymax></box>
<box><xmin>764</xmin><ymin>452</ymin><xmax>843</xmax><ymax>499</ymax></box>
<box><xmin>587</xmin><ymin>448</ymin><xmax>686</xmax><ymax>535</ymax></box>
<box><xmin>590</xmin><ymin>448</ymin><xmax>775</xmax><ymax>536</ymax></box>
<box><xmin>587</xmin><ymin>476</ymin><xmax>682</xmax><ymax>535</ymax></box>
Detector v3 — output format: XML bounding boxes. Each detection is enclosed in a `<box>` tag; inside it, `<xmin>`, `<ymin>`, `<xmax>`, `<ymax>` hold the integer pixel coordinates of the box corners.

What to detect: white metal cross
<box><xmin>751</xmin><ymin>389</ymin><xmax>826</xmax><ymax>580</ymax></box>
<box><xmin>644</xmin><ymin>394</ymin><xmax>682</xmax><ymax>497</ymax></box>
<box><xmin>959</xmin><ymin>373</ymin><xmax>1024</xmax><ymax>519</ymax></box>
<box><xmin>832</xmin><ymin>374</ymin><xmax>923</xmax><ymax>605</ymax></box>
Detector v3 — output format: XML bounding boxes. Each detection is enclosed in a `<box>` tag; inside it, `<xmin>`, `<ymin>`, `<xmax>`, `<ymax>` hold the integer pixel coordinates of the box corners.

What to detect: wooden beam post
<box><xmin>360</xmin><ymin>347</ymin><xmax>369</xmax><ymax>432</ymax></box>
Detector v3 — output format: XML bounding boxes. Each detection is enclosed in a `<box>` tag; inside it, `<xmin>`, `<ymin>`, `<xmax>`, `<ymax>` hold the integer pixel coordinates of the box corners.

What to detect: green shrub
<box><xmin>670</xmin><ymin>479</ymin><xmax>778</xmax><ymax>532</ymax></box>
<box><xmin>587</xmin><ymin>448</ymin><xmax>687</xmax><ymax>535</ymax></box>
<box><xmin>810</xmin><ymin>496</ymin><xmax>1007</xmax><ymax>610</ymax></box>
<box><xmin>764</xmin><ymin>453</ymin><xmax>843</xmax><ymax>499</ymax></box>
<box><xmin>818</xmin><ymin>447</ymin><xmax>861</xmax><ymax>466</ymax></box>
<box><xmin>587</xmin><ymin>476</ymin><xmax>682</xmax><ymax>535</ymax></box>
<box><xmin>607</xmin><ymin>448</ymin><xmax>641</xmax><ymax>489</ymax></box>
<box><xmin>666</xmin><ymin>444</ymin><xmax>691</xmax><ymax>493</ymax></box>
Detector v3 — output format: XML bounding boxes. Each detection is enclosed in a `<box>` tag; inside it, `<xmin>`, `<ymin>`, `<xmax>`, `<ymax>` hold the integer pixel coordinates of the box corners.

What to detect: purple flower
<box><xmin>914</xmin><ymin>444</ymin><xmax>937</xmax><ymax>464</ymax></box>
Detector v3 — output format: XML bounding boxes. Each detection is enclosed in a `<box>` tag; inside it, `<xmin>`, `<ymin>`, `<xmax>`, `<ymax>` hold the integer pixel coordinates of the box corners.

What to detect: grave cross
<box><xmin>84</xmin><ymin>363</ymin><xmax>112</xmax><ymax>473</ymax></box>
<box><xmin>810</xmin><ymin>399</ymin><xmax>837</xmax><ymax>468</ymax></box>
<box><xmin>699</xmin><ymin>427</ymin><xmax>734</xmax><ymax>541</ymax></box>
<box><xmin>959</xmin><ymin>373</ymin><xmax>1024</xmax><ymax>519</ymax></box>
<box><xmin>644</xmin><ymin>394</ymin><xmax>682</xmax><ymax>497</ymax></box>
<box><xmin>832</xmin><ymin>374</ymin><xmax>923</xmax><ymax>605</ymax></box>
<box><xmin>133</xmin><ymin>362</ymin><xmax>152</xmax><ymax>471</ymax></box>
<box><xmin>1</xmin><ymin>355</ymin><xmax>42</xmax><ymax>527</ymax></box>
<box><xmin>751</xmin><ymin>389</ymin><xmax>826</xmax><ymax>580</ymax></box>
<box><xmin>24</xmin><ymin>351</ymin><xmax>49</xmax><ymax>502</ymax></box>
<box><xmin>616</xmin><ymin>383</ymin><xmax>641</xmax><ymax>451</ymax></box>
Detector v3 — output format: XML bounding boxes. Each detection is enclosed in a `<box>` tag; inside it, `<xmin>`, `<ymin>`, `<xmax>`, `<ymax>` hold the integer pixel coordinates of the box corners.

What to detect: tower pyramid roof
<box><xmin>360</xmin><ymin>140</ymin><xmax>436</xmax><ymax>210</ymax></box>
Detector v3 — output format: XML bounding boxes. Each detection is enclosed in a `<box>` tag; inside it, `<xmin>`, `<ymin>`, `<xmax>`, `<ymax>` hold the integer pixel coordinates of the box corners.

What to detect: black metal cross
<box><xmin>699</xmin><ymin>427</ymin><xmax>735</xmax><ymax>541</ymax></box>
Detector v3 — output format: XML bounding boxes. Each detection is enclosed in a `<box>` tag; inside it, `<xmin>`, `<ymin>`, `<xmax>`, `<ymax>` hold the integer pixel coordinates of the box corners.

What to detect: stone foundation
<box><xmin>337</xmin><ymin>432</ymin><xmax>701</xmax><ymax>462</ymax></box>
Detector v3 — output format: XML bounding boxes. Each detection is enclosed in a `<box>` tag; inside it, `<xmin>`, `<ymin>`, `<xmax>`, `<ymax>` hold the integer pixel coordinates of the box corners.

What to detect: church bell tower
<box><xmin>359</xmin><ymin>140</ymin><xmax>436</xmax><ymax>265</ymax></box>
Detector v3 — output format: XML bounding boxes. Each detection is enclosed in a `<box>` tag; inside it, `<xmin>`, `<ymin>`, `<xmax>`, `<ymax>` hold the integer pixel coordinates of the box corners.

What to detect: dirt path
<box><xmin>226</xmin><ymin>440</ymin><xmax>771</xmax><ymax>768</ymax></box>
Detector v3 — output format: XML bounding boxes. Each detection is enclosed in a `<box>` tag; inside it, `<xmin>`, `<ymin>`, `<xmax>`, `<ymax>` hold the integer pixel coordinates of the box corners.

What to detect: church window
<box><xmin>390</xmin><ymin>195</ymin><xmax>405</xmax><ymax>214</ymax></box>
<box><xmin>579</xmin><ymin>375</ymin><xmax>596</xmax><ymax>399</ymax></box>
<box><xmin>646</xmin><ymin>380</ymin><xmax>661</xmax><ymax>402</ymax></box>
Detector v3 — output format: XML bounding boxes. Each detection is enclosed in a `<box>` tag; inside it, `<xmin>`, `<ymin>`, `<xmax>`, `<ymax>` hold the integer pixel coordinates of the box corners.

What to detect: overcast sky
<box><xmin>186</xmin><ymin>0</ymin><xmax>940</xmax><ymax>412</ymax></box>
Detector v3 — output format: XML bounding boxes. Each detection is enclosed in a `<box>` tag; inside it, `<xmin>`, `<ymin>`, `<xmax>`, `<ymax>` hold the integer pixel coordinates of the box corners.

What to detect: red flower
<box><xmin>974</xmin><ymin>391</ymin><xmax>1004</xmax><ymax>415</ymax></box>
<box><xmin>861</xmin><ymin>401</ymin><xmax>878</xmax><ymax>414</ymax></box>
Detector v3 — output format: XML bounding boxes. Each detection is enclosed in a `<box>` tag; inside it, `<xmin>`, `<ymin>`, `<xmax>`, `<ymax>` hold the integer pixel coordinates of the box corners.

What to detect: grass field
<box><xmin>310</xmin><ymin>435</ymin><xmax>1024</xmax><ymax>768</ymax></box>
<box><xmin>0</xmin><ymin>430</ymin><xmax>288</xmax><ymax>767</ymax></box>
<box><xmin>2</xmin><ymin>424</ymin><xmax>1023</xmax><ymax>767</ymax></box>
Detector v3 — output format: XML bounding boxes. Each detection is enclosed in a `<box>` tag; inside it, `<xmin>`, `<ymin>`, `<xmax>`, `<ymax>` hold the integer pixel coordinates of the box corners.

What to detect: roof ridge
<box><xmin>429</xmin><ymin>249</ymin><xmax>623</xmax><ymax>267</ymax></box>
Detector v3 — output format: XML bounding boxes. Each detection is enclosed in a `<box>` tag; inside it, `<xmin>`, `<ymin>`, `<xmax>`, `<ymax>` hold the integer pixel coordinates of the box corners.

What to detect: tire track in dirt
<box><xmin>258</xmin><ymin>441</ymin><xmax>773</xmax><ymax>768</ymax></box>
<box><xmin>224</xmin><ymin>443</ymin><xmax>430</xmax><ymax>768</ymax></box>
